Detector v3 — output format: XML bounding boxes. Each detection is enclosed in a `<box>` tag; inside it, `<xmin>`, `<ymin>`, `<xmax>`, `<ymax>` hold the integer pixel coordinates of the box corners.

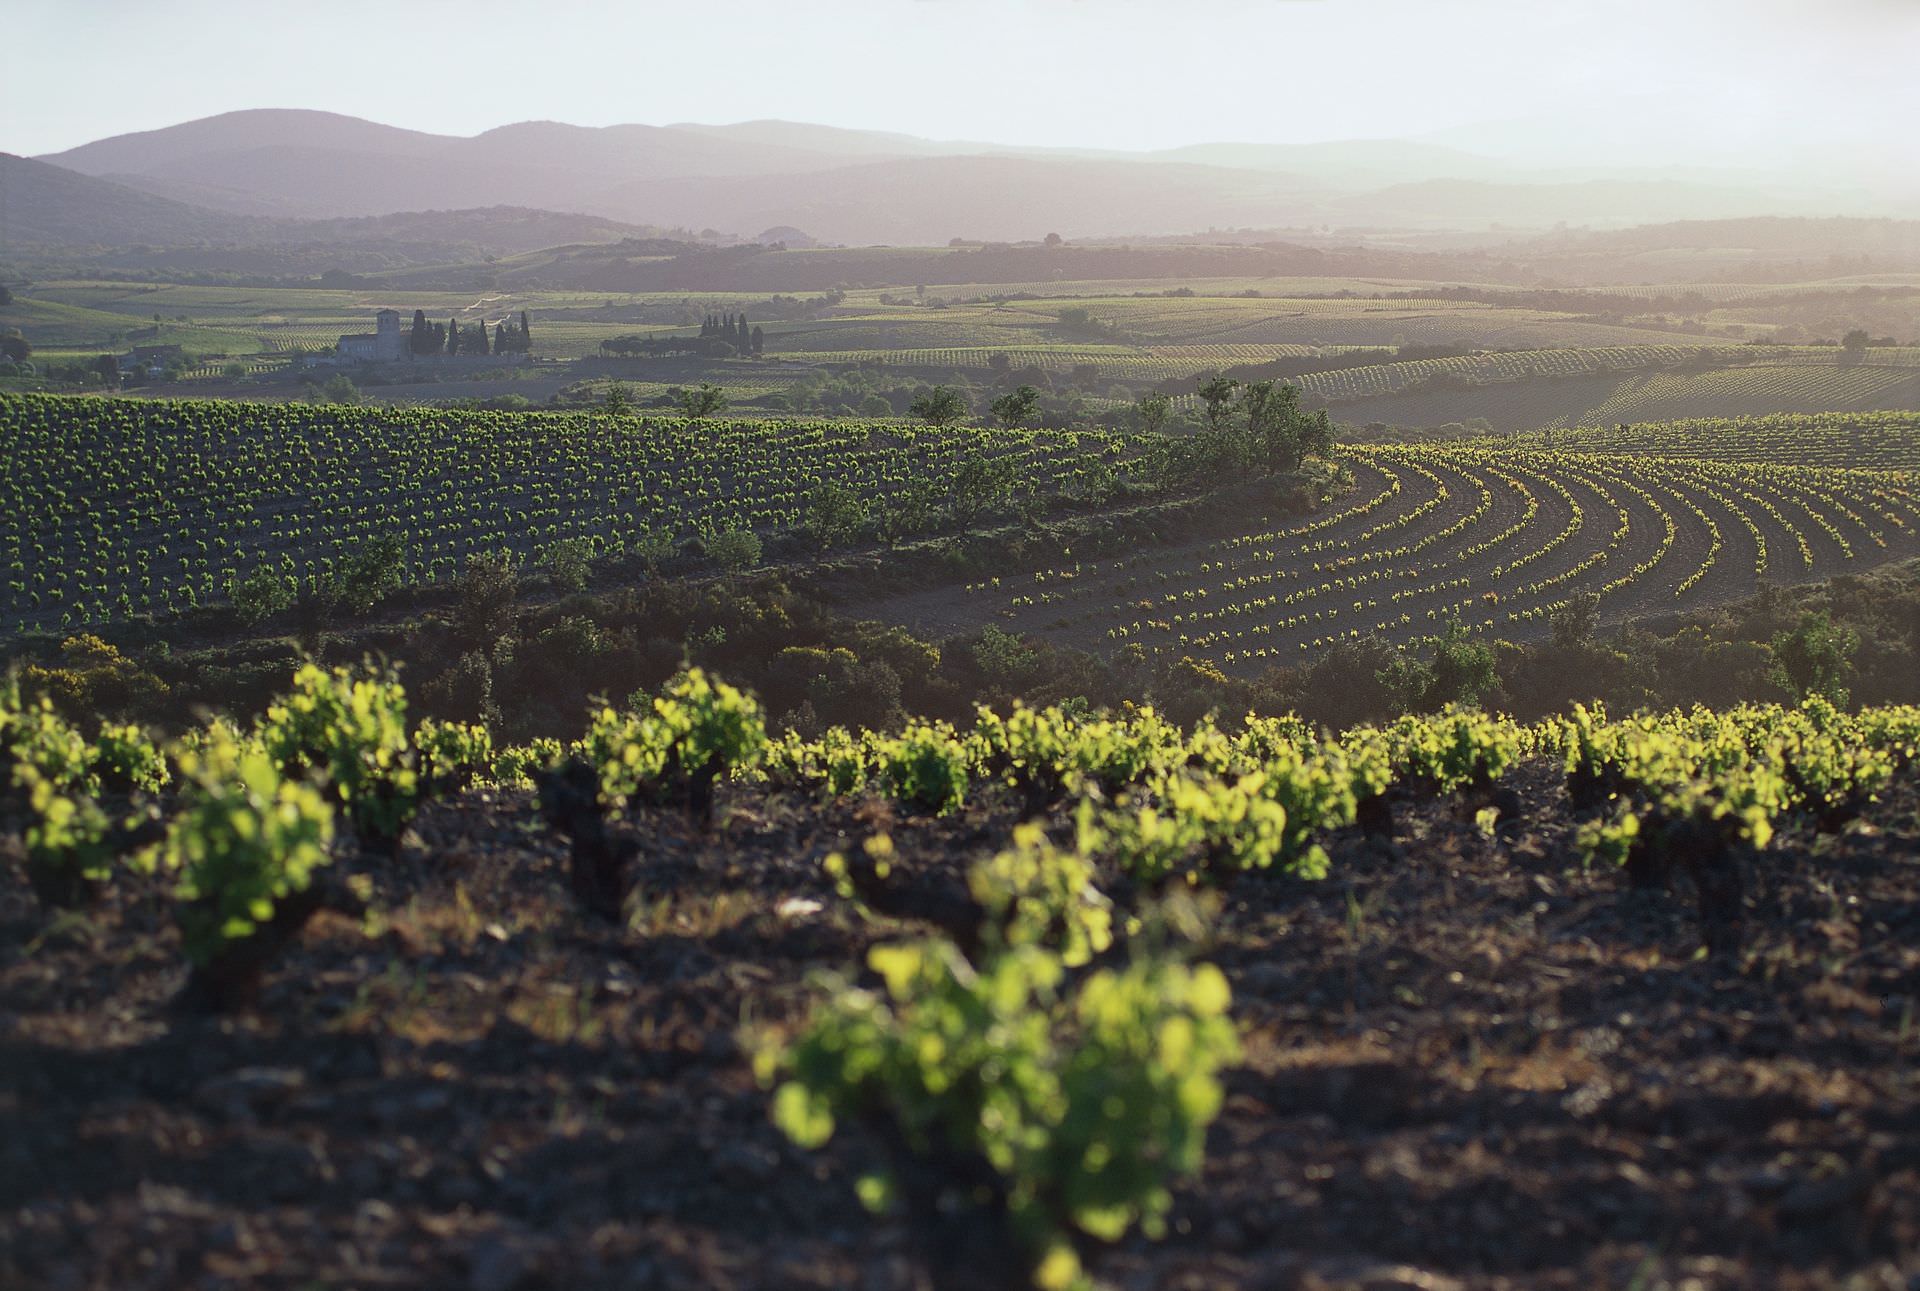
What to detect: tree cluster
<box><xmin>602</xmin><ymin>315</ymin><xmax>765</xmax><ymax>360</ymax></box>
<box><xmin>1178</xmin><ymin>377</ymin><xmax>1334</xmax><ymax>478</ymax></box>
<box><xmin>699</xmin><ymin>313</ymin><xmax>766</xmax><ymax>357</ymax></box>
<box><xmin>409</xmin><ymin>309</ymin><xmax>533</xmax><ymax>357</ymax></box>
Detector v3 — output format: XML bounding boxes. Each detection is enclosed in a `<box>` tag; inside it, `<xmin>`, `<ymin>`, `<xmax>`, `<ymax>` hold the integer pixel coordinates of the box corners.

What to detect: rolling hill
<box><xmin>27</xmin><ymin>109</ymin><xmax>1886</xmax><ymax>245</ymax></box>
<box><xmin>0</xmin><ymin>153</ymin><xmax>267</xmax><ymax>248</ymax></box>
<box><xmin>0</xmin><ymin>153</ymin><xmax>671</xmax><ymax>278</ymax></box>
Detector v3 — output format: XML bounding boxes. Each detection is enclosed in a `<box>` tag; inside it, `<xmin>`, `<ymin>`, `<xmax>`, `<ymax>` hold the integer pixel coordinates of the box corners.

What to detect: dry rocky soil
<box><xmin>4</xmin><ymin>765</ymin><xmax>1918</xmax><ymax>1290</ymax></box>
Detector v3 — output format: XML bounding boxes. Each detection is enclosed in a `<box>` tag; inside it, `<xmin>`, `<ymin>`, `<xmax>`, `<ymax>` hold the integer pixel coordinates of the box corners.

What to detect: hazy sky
<box><xmin>5</xmin><ymin>0</ymin><xmax>1916</xmax><ymax>172</ymax></box>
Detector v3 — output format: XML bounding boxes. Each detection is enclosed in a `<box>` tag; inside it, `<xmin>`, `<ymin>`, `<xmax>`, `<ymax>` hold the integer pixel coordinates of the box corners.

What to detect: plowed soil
<box><xmin>5</xmin><ymin>766</ymin><xmax>1918</xmax><ymax>1290</ymax></box>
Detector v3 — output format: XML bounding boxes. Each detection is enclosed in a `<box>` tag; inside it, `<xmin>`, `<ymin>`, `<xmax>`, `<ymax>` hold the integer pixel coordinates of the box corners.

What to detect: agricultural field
<box><xmin>774</xmin><ymin>343</ymin><xmax>1367</xmax><ymax>384</ymax></box>
<box><xmin>7</xmin><ymin>281</ymin><xmax>745</xmax><ymax>368</ymax></box>
<box><xmin>762</xmin><ymin>296</ymin><xmax>1720</xmax><ymax>357</ymax></box>
<box><xmin>5</xmin><ymin>663</ymin><xmax>1920</xmax><ymax>1290</ymax></box>
<box><xmin>868</xmin><ymin>412</ymin><xmax>1920</xmax><ymax>674</ymax></box>
<box><xmin>13</xmin><ymin>20</ymin><xmax>1920</xmax><ymax>1287</ymax></box>
<box><xmin>1536</xmin><ymin>411</ymin><xmax>1920</xmax><ymax>466</ymax></box>
<box><xmin>1312</xmin><ymin>350</ymin><xmax>1920</xmax><ymax>433</ymax></box>
<box><xmin>0</xmin><ymin>393</ymin><xmax>1154</xmax><ymax>633</ymax></box>
<box><xmin>10</xmin><ymin>391</ymin><xmax>1920</xmax><ymax>684</ymax></box>
<box><xmin>6</xmin><ymin>359</ymin><xmax>1920</xmax><ymax>1291</ymax></box>
<box><xmin>12</xmin><ymin>273</ymin><xmax>1920</xmax><ymax>424</ymax></box>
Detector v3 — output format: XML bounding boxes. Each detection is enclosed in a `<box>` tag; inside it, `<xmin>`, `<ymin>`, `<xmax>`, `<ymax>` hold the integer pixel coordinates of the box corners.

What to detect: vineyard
<box><xmin>876</xmin><ymin>412</ymin><xmax>1920</xmax><ymax>673</ymax></box>
<box><xmin>0</xmin><ymin>393</ymin><xmax>1154</xmax><ymax>633</ymax></box>
<box><xmin>10</xmin><ymin>394</ymin><xmax>1920</xmax><ymax>673</ymax></box>
<box><xmin>1322</xmin><ymin>353</ymin><xmax>1920</xmax><ymax>434</ymax></box>
<box><xmin>1536</xmin><ymin>411</ymin><xmax>1920</xmax><ymax>466</ymax></box>
<box><xmin>4</xmin><ymin>664</ymin><xmax>1919</xmax><ymax>1288</ymax></box>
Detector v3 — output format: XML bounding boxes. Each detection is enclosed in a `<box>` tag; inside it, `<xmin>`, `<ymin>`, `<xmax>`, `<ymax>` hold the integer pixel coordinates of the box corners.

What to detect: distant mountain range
<box><xmin>13</xmin><ymin>108</ymin><xmax>1895</xmax><ymax>248</ymax></box>
<box><xmin>0</xmin><ymin>152</ymin><xmax>667</xmax><ymax>259</ymax></box>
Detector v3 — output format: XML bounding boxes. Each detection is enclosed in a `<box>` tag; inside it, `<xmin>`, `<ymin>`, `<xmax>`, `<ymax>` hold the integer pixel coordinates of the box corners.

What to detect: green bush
<box><xmin>92</xmin><ymin>722</ymin><xmax>169</xmax><ymax>795</ymax></box>
<box><xmin>706</xmin><ymin>525</ymin><xmax>762</xmax><ymax>574</ymax></box>
<box><xmin>492</xmin><ymin>737</ymin><xmax>563</xmax><ymax>789</ymax></box>
<box><xmin>17</xmin><ymin>765</ymin><xmax>115</xmax><ymax>906</ymax></box>
<box><xmin>541</xmin><ymin>537</ymin><xmax>594</xmax><ymax>593</ymax></box>
<box><xmin>415</xmin><ymin>717</ymin><xmax>494</xmax><ymax>792</ymax></box>
<box><xmin>259</xmin><ymin>663</ymin><xmax>419</xmax><ymax>846</ymax></box>
<box><xmin>579</xmin><ymin>668</ymin><xmax>767</xmax><ymax>825</ymax></box>
<box><xmin>165</xmin><ymin>727</ymin><xmax>336</xmax><ymax>986</ymax></box>
<box><xmin>763</xmin><ymin>941</ymin><xmax>1238</xmax><ymax>1290</ymax></box>
<box><xmin>879</xmin><ymin>721</ymin><xmax>972</xmax><ymax>815</ymax></box>
<box><xmin>7</xmin><ymin>695</ymin><xmax>96</xmax><ymax>795</ymax></box>
<box><xmin>968</xmin><ymin>821</ymin><xmax>1114</xmax><ymax>968</ymax></box>
<box><xmin>228</xmin><ymin>565</ymin><xmax>296</xmax><ymax>624</ymax></box>
<box><xmin>1771</xmin><ymin>610</ymin><xmax>1858</xmax><ymax>706</ymax></box>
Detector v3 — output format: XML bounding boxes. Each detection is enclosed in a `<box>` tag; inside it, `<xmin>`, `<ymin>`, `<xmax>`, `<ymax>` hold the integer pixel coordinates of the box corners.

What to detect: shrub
<box><xmin>415</xmin><ymin>717</ymin><xmax>494</xmax><ymax>793</ymax></box>
<box><xmin>541</xmin><ymin>538</ymin><xmax>594</xmax><ymax>593</ymax></box>
<box><xmin>969</xmin><ymin>822</ymin><xmax>1114</xmax><ymax>968</ymax></box>
<box><xmin>19</xmin><ymin>635</ymin><xmax>169</xmax><ymax>720</ymax></box>
<box><xmin>492</xmin><ymin>737</ymin><xmax>563</xmax><ymax>789</ymax></box>
<box><xmin>1771</xmin><ymin>610</ymin><xmax>1858</xmax><ymax>706</ymax></box>
<box><xmin>7</xmin><ymin>695</ymin><xmax>96</xmax><ymax>796</ymax></box>
<box><xmin>579</xmin><ymin>668</ymin><xmax>767</xmax><ymax>826</ymax></box>
<box><xmin>1379</xmin><ymin>620</ymin><xmax>1497</xmax><ymax>714</ymax></box>
<box><xmin>17</xmin><ymin>765</ymin><xmax>115</xmax><ymax>907</ymax></box>
<box><xmin>763</xmin><ymin>941</ymin><xmax>1237</xmax><ymax>1291</ymax></box>
<box><xmin>228</xmin><ymin>565</ymin><xmax>296</xmax><ymax>624</ymax></box>
<box><xmin>452</xmin><ymin>552</ymin><xmax>520</xmax><ymax>653</ymax></box>
<box><xmin>806</xmin><ymin>481</ymin><xmax>869</xmax><ymax>547</ymax></box>
<box><xmin>259</xmin><ymin>663</ymin><xmax>419</xmax><ymax>848</ymax></box>
<box><xmin>879</xmin><ymin>721</ymin><xmax>972</xmax><ymax>815</ymax></box>
<box><xmin>706</xmin><ymin>525</ymin><xmax>762</xmax><ymax>574</ymax></box>
<box><xmin>165</xmin><ymin>726</ymin><xmax>336</xmax><ymax>1008</ymax></box>
<box><xmin>92</xmin><ymin>722</ymin><xmax>170</xmax><ymax>795</ymax></box>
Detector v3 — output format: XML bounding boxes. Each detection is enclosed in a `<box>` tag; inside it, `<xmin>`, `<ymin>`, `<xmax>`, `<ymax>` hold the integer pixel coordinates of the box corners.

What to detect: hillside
<box><xmin>0</xmin><ymin>153</ymin><xmax>267</xmax><ymax>248</ymax></box>
<box><xmin>30</xmin><ymin>110</ymin><xmax>1891</xmax><ymax>244</ymax></box>
<box><xmin>0</xmin><ymin>152</ymin><xmax>667</xmax><ymax>271</ymax></box>
<box><xmin>587</xmin><ymin>154</ymin><xmax>1320</xmax><ymax>246</ymax></box>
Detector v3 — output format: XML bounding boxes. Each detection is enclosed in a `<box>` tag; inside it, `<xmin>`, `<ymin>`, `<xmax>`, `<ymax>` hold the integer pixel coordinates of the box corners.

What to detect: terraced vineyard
<box><xmin>0</xmin><ymin>393</ymin><xmax>1154</xmax><ymax>633</ymax></box>
<box><xmin>881</xmin><ymin>415</ymin><xmax>1920</xmax><ymax>674</ymax></box>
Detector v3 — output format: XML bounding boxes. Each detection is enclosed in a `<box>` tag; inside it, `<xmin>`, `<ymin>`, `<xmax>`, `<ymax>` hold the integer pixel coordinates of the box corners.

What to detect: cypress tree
<box><xmin>475</xmin><ymin>320</ymin><xmax>490</xmax><ymax>356</ymax></box>
<box><xmin>751</xmin><ymin>325</ymin><xmax>764</xmax><ymax>355</ymax></box>
<box><xmin>410</xmin><ymin>309</ymin><xmax>429</xmax><ymax>355</ymax></box>
<box><xmin>447</xmin><ymin>316</ymin><xmax>460</xmax><ymax>356</ymax></box>
<box><xmin>520</xmin><ymin>310</ymin><xmax>532</xmax><ymax>351</ymax></box>
<box><xmin>495</xmin><ymin>322</ymin><xmax>508</xmax><ymax>352</ymax></box>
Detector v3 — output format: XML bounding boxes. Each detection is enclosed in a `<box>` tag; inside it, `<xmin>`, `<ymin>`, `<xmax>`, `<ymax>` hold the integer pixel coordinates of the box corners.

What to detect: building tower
<box><xmin>375</xmin><ymin>309</ymin><xmax>403</xmax><ymax>361</ymax></box>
